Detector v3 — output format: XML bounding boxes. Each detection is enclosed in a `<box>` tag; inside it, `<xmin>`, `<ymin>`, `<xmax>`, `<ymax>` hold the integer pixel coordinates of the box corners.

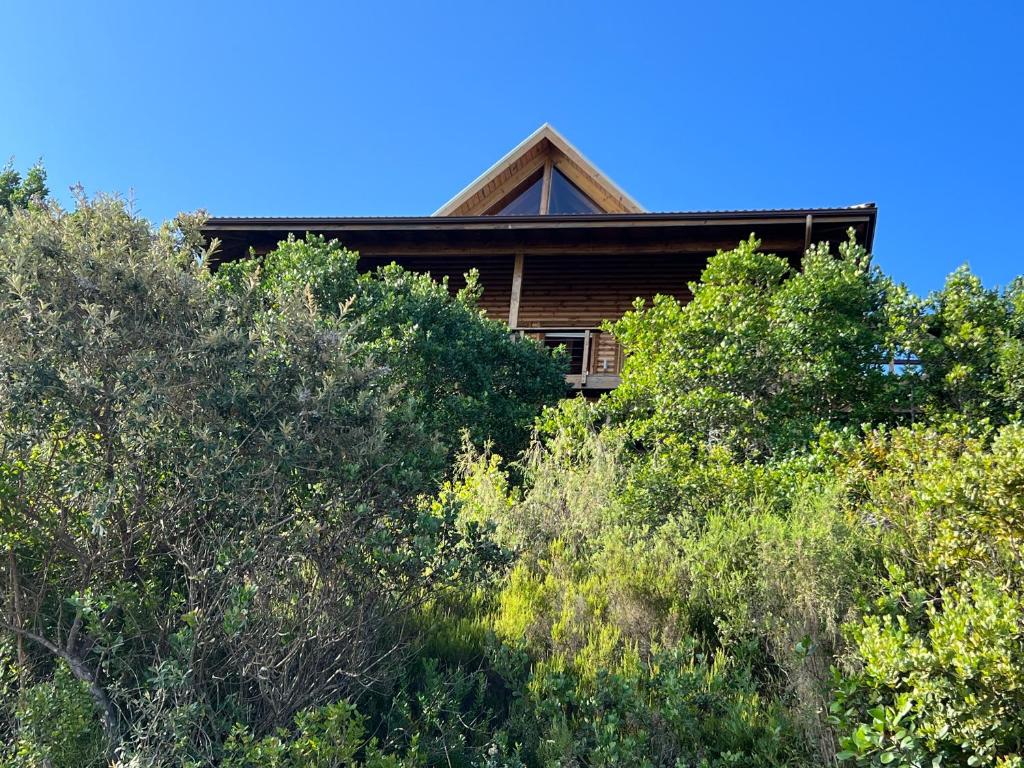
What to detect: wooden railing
<box><xmin>510</xmin><ymin>332</ymin><xmax>923</xmax><ymax>396</ymax></box>
<box><xmin>511</xmin><ymin>327</ymin><xmax>622</xmax><ymax>390</ymax></box>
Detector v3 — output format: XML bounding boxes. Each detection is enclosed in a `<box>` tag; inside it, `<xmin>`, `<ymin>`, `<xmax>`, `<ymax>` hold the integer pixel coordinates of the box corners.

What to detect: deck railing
<box><xmin>511</xmin><ymin>330</ymin><xmax>924</xmax><ymax>397</ymax></box>
<box><xmin>511</xmin><ymin>327</ymin><xmax>621</xmax><ymax>390</ymax></box>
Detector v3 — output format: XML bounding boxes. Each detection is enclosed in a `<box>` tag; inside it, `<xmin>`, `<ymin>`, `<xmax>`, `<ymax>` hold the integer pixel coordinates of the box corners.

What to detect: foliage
<box><xmin>222</xmin><ymin>701</ymin><xmax>410</xmax><ymax>768</ymax></box>
<box><xmin>431</xmin><ymin>236</ymin><xmax>1024</xmax><ymax>767</ymax></box>
<box><xmin>520</xmin><ymin>644</ymin><xmax>806</xmax><ymax>768</ymax></box>
<box><xmin>907</xmin><ymin>268</ymin><xmax>1024</xmax><ymax>423</ymax></box>
<box><xmin>828</xmin><ymin>424</ymin><xmax>1024</xmax><ymax>767</ymax></box>
<box><xmin>0</xmin><ymin>196</ymin><xmax>506</xmax><ymax>763</ymax></box>
<box><xmin>0</xmin><ymin>160</ymin><xmax>48</xmax><ymax>213</ymax></box>
<box><xmin>608</xmin><ymin>234</ymin><xmax>901</xmax><ymax>459</ymax></box>
<box><xmin>215</xmin><ymin>235</ymin><xmax>566</xmax><ymax>465</ymax></box>
<box><xmin>0</xmin><ymin>649</ymin><xmax>107</xmax><ymax>768</ymax></box>
<box><xmin>440</xmin><ymin>415</ymin><xmax>830</xmax><ymax>764</ymax></box>
<box><xmin>4</xmin><ymin>191</ymin><xmax>1024</xmax><ymax>768</ymax></box>
<box><xmin>832</xmin><ymin>576</ymin><xmax>1024</xmax><ymax>768</ymax></box>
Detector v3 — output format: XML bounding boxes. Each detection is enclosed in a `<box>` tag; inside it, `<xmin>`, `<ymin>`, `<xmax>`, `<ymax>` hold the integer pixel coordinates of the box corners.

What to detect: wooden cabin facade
<box><xmin>203</xmin><ymin>124</ymin><xmax>877</xmax><ymax>393</ymax></box>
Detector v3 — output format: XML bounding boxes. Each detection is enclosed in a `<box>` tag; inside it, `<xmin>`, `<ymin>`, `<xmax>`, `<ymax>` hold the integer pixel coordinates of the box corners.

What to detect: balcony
<box><xmin>512</xmin><ymin>327</ymin><xmax>622</xmax><ymax>392</ymax></box>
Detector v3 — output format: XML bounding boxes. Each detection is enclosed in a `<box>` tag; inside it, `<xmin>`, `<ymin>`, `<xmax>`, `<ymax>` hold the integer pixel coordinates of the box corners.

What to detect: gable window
<box><xmin>489</xmin><ymin>163</ymin><xmax>603</xmax><ymax>217</ymax></box>
<box><xmin>434</xmin><ymin>124</ymin><xmax>644</xmax><ymax>216</ymax></box>
<box><xmin>548</xmin><ymin>167</ymin><xmax>601</xmax><ymax>214</ymax></box>
<box><xmin>492</xmin><ymin>171</ymin><xmax>544</xmax><ymax>215</ymax></box>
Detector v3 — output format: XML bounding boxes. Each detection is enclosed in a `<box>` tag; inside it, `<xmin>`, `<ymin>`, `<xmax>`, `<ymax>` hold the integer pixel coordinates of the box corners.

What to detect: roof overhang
<box><xmin>203</xmin><ymin>206</ymin><xmax>877</xmax><ymax>264</ymax></box>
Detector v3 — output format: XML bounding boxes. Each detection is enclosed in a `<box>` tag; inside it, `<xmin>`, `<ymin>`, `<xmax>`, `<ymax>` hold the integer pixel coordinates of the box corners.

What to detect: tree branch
<box><xmin>0</xmin><ymin>618</ymin><xmax>120</xmax><ymax>757</ymax></box>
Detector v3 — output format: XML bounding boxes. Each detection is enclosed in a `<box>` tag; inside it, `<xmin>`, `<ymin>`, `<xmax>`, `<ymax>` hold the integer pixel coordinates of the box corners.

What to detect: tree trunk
<box><xmin>0</xmin><ymin>620</ymin><xmax>120</xmax><ymax>758</ymax></box>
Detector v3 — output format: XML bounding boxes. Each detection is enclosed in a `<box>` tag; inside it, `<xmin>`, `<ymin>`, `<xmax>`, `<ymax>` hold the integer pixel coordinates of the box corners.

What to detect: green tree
<box><xmin>608</xmin><ymin>234</ymin><xmax>902</xmax><ymax>459</ymax></box>
<box><xmin>0</xmin><ymin>196</ymin><xmax>498</xmax><ymax>763</ymax></box>
<box><xmin>0</xmin><ymin>160</ymin><xmax>48</xmax><ymax>212</ymax></box>
<box><xmin>907</xmin><ymin>267</ymin><xmax>1024</xmax><ymax>423</ymax></box>
<box><xmin>215</xmin><ymin>235</ymin><xmax>566</xmax><ymax>466</ymax></box>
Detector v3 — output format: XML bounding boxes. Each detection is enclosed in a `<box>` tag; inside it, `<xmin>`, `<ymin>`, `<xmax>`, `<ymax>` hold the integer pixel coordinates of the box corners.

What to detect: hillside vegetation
<box><xmin>2</xmin><ymin>191</ymin><xmax>1023</xmax><ymax>767</ymax></box>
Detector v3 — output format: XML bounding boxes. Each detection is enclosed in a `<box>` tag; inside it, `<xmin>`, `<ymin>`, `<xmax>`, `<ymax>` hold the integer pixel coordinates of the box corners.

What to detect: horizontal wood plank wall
<box><xmin>592</xmin><ymin>332</ymin><xmax>621</xmax><ymax>374</ymax></box>
<box><xmin>516</xmin><ymin>253</ymin><xmax>702</xmax><ymax>327</ymax></box>
<box><xmin>358</xmin><ymin>254</ymin><xmax>515</xmax><ymax>319</ymax></box>
<box><xmin>358</xmin><ymin>252</ymin><xmax>706</xmax><ymax>380</ymax></box>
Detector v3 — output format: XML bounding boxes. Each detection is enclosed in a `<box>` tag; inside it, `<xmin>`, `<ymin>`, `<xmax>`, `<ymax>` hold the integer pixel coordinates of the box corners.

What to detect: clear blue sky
<box><xmin>4</xmin><ymin>1</ymin><xmax>1022</xmax><ymax>295</ymax></box>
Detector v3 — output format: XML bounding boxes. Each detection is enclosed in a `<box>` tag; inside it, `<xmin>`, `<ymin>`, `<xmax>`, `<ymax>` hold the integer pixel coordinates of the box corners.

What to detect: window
<box><xmin>488</xmin><ymin>164</ymin><xmax>603</xmax><ymax>216</ymax></box>
<box><xmin>548</xmin><ymin>167</ymin><xmax>601</xmax><ymax>214</ymax></box>
<box><xmin>492</xmin><ymin>172</ymin><xmax>543</xmax><ymax>216</ymax></box>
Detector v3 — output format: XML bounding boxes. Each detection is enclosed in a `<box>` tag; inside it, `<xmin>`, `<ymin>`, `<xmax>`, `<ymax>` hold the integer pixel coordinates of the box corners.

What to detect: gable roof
<box><xmin>433</xmin><ymin>123</ymin><xmax>645</xmax><ymax>217</ymax></box>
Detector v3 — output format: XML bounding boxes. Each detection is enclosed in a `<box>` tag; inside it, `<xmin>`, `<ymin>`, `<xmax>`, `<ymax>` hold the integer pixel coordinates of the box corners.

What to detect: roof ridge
<box><xmin>432</xmin><ymin>124</ymin><xmax>644</xmax><ymax>216</ymax></box>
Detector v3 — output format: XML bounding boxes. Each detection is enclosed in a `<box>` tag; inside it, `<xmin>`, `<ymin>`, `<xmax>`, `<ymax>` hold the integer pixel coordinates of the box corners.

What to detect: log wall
<box><xmin>515</xmin><ymin>253</ymin><xmax>699</xmax><ymax>327</ymax></box>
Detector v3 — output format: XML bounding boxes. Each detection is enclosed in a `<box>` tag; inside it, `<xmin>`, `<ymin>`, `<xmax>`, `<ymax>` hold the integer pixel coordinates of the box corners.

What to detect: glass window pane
<box><xmin>493</xmin><ymin>174</ymin><xmax>543</xmax><ymax>216</ymax></box>
<box><xmin>548</xmin><ymin>167</ymin><xmax>601</xmax><ymax>214</ymax></box>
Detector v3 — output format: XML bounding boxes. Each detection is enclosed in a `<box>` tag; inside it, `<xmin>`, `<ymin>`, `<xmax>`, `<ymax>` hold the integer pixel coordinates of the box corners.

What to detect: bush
<box><xmin>832</xmin><ymin>573</ymin><xmax>1024</xmax><ymax>767</ymax></box>
<box><xmin>910</xmin><ymin>268</ymin><xmax>1024</xmax><ymax>423</ymax></box>
<box><xmin>0</xmin><ymin>197</ymin><xmax>504</xmax><ymax>763</ymax></box>
<box><xmin>215</xmin><ymin>235</ymin><xmax>566</xmax><ymax>466</ymax></box>
<box><xmin>829</xmin><ymin>424</ymin><xmax>1024</xmax><ymax>767</ymax></box>
<box><xmin>0</xmin><ymin>657</ymin><xmax>106</xmax><ymax>768</ymax></box>
<box><xmin>6</xmin><ymin>191</ymin><xmax>1024</xmax><ymax>768</ymax></box>
<box><xmin>608</xmin><ymin>234</ymin><xmax>900</xmax><ymax>459</ymax></box>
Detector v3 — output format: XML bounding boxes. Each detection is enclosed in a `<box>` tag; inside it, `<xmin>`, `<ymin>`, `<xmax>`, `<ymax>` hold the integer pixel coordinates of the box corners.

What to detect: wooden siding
<box><xmin>445</xmin><ymin>140</ymin><xmax>552</xmax><ymax>217</ymax></box>
<box><xmin>591</xmin><ymin>331</ymin><xmax>622</xmax><ymax>376</ymax></box>
<box><xmin>361</xmin><ymin>251</ymin><xmax>705</xmax><ymax>382</ymax></box>
<box><xmin>359</xmin><ymin>253</ymin><xmax>703</xmax><ymax>327</ymax></box>
<box><xmin>516</xmin><ymin>253</ymin><xmax>700</xmax><ymax>327</ymax></box>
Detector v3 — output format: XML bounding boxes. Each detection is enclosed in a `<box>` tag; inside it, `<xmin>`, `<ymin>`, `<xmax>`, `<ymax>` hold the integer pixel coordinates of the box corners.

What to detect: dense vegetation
<box><xmin>2</xmin><ymin>184</ymin><xmax>1023</xmax><ymax>767</ymax></box>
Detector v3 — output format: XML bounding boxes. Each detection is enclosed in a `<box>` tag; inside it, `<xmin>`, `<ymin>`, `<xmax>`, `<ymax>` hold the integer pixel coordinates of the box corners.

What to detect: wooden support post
<box><xmin>539</xmin><ymin>159</ymin><xmax>553</xmax><ymax>215</ymax></box>
<box><xmin>804</xmin><ymin>214</ymin><xmax>813</xmax><ymax>254</ymax></box>
<box><xmin>581</xmin><ymin>329</ymin><xmax>592</xmax><ymax>385</ymax></box>
<box><xmin>508</xmin><ymin>253</ymin><xmax>524</xmax><ymax>327</ymax></box>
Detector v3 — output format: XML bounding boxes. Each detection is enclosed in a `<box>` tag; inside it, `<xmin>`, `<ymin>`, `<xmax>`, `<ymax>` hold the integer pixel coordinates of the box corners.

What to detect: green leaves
<box><xmin>0</xmin><ymin>159</ymin><xmax>48</xmax><ymax>212</ymax></box>
<box><xmin>6</xmin><ymin>662</ymin><xmax>107</xmax><ymax>768</ymax></box>
<box><xmin>222</xmin><ymin>700</ymin><xmax>415</xmax><ymax>768</ymax></box>
<box><xmin>608</xmin><ymin>233</ymin><xmax>900</xmax><ymax>459</ymax></box>
<box><xmin>908</xmin><ymin>267</ymin><xmax>1024</xmax><ymax>423</ymax></box>
<box><xmin>0</xmin><ymin>196</ymin><xmax>506</xmax><ymax>764</ymax></box>
<box><xmin>6</xmin><ymin>187</ymin><xmax>1024</xmax><ymax>768</ymax></box>
<box><xmin>216</xmin><ymin>234</ymin><xmax>565</xmax><ymax>468</ymax></box>
<box><xmin>829</xmin><ymin>426</ymin><xmax>1024</xmax><ymax>768</ymax></box>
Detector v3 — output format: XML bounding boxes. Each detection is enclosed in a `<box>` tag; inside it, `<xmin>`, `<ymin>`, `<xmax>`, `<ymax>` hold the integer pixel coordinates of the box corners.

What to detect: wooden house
<box><xmin>203</xmin><ymin>124</ymin><xmax>877</xmax><ymax>393</ymax></box>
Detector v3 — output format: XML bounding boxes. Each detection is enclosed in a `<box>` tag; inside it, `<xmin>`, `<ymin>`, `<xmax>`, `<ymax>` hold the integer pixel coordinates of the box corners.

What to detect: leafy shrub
<box><xmin>829</xmin><ymin>424</ymin><xmax>1024</xmax><ymax>767</ymax></box>
<box><xmin>0</xmin><ymin>659</ymin><xmax>106</xmax><ymax>768</ymax></box>
<box><xmin>608</xmin><ymin>234</ymin><xmax>900</xmax><ymax>459</ymax></box>
<box><xmin>832</xmin><ymin>573</ymin><xmax>1024</xmax><ymax>767</ymax></box>
<box><xmin>514</xmin><ymin>644</ymin><xmax>808</xmax><ymax>767</ymax></box>
<box><xmin>222</xmin><ymin>700</ymin><xmax>405</xmax><ymax>768</ymax></box>
<box><xmin>0</xmin><ymin>160</ymin><xmax>47</xmax><ymax>212</ymax></box>
<box><xmin>0</xmin><ymin>197</ymin><xmax>505</xmax><ymax>763</ymax></box>
<box><xmin>215</xmin><ymin>235</ymin><xmax>566</xmax><ymax>465</ymax></box>
<box><xmin>910</xmin><ymin>268</ymin><xmax>1024</xmax><ymax>423</ymax></box>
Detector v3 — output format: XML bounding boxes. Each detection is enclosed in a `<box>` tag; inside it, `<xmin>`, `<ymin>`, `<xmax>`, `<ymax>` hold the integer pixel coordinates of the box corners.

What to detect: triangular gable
<box><xmin>433</xmin><ymin>123</ymin><xmax>645</xmax><ymax>216</ymax></box>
